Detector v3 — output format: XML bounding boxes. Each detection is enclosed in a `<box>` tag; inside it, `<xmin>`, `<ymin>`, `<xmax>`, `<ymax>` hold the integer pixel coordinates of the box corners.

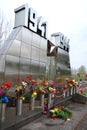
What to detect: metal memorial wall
<box><xmin>0</xmin><ymin>4</ymin><xmax>71</xmax><ymax>84</ymax></box>
<box><xmin>49</xmin><ymin>32</ymin><xmax>71</xmax><ymax>79</ymax></box>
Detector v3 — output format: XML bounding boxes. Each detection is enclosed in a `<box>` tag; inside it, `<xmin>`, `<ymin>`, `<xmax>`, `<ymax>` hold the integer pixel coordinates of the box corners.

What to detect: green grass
<box><xmin>82</xmin><ymin>91</ymin><xmax>87</xmax><ymax>96</ymax></box>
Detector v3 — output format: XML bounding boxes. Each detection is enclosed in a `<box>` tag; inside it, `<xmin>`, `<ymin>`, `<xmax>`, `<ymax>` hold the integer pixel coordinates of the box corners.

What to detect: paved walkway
<box><xmin>75</xmin><ymin>113</ymin><xmax>87</xmax><ymax>130</ymax></box>
<box><xmin>18</xmin><ymin>102</ymin><xmax>87</xmax><ymax>130</ymax></box>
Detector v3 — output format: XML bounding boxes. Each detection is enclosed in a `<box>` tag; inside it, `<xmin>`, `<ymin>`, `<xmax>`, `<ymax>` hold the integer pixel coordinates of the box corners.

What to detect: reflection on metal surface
<box><xmin>47</xmin><ymin>38</ymin><xmax>71</xmax><ymax>80</ymax></box>
<box><xmin>20</xmin><ymin>58</ymin><xmax>31</xmax><ymax>74</ymax></box>
<box><xmin>31</xmin><ymin>46</ymin><xmax>40</xmax><ymax>61</ymax></box>
<box><xmin>0</xmin><ymin>26</ymin><xmax>71</xmax><ymax>83</ymax></box>
<box><xmin>22</xmin><ymin>27</ymin><xmax>33</xmax><ymax>44</ymax></box>
<box><xmin>0</xmin><ymin>5</ymin><xmax>71</xmax><ymax>84</ymax></box>
<box><xmin>40</xmin><ymin>37</ymin><xmax>47</xmax><ymax>50</ymax></box>
<box><xmin>40</xmin><ymin>50</ymin><xmax>47</xmax><ymax>62</ymax></box>
<box><xmin>5</xmin><ymin>55</ymin><xmax>19</xmax><ymax>74</ymax></box>
<box><xmin>7</xmin><ymin>40</ymin><xmax>21</xmax><ymax>56</ymax></box>
<box><xmin>40</xmin><ymin>62</ymin><xmax>46</xmax><ymax>74</ymax></box>
<box><xmin>31</xmin><ymin>60</ymin><xmax>40</xmax><ymax>73</ymax></box>
<box><xmin>32</xmin><ymin>33</ymin><xmax>41</xmax><ymax>47</ymax></box>
<box><xmin>20</xmin><ymin>43</ymin><xmax>31</xmax><ymax>58</ymax></box>
<box><xmin>0</xmin><ymin>25</ymin><xmax>48</xmax><ymax>83</ymax></box>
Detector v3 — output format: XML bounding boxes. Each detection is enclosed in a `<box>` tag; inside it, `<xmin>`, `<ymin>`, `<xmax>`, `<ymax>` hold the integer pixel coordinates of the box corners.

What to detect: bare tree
<box><xmin>0</xmin><ymin>9</ymin><xmax>13</xmax><ymax>48</ymax></box>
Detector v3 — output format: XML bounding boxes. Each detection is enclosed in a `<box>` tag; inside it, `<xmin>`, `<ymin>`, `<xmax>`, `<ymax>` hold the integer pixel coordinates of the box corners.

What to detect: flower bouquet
<box><xmin>0</xmin><ymin>82</ymin><xmax>12</xmax><ymax>122</ymax></box>
<box><xmin>0</xmin><ymin>82</ymin><xmax>12</xmax><ymax>103</ymax></box>
<box><xmin>15</xmin><ymin>81</ymin><xmax>27</xmax><ymax>100</ymax></box>
<box><xmin>67</xmin><ymin>79</ymin><xmax>79</xmax><ymax>88</ymax></box>
<box><xmin>15</xmin><ymin>81</ymin><xmax>27</xmax><ymax>116</ymax></box>
<box><xmin>45</xmin><ymin>79</ymin><xmax>56</xmax><ymax>108</ymax></box>
<box><xmin>42</xmin><ymin>78</ymin><xmax>56</xmax><ymax>93</ymax></box>
<box><xmin>50</xmin><ymin>105</ymin><xmax>72</xmax><ymax>120</ymax></box>
<box><xmin>78</xmin><ymin>87</ymin><xmax>87</xmax><ymax>95</ymax></box>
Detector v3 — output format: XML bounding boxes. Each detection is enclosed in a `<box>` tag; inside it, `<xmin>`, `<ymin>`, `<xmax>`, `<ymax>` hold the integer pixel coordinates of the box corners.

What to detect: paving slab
<box><xmin>18</xmin><ymin>102</ymin><xmax>87</xmax><ymax>130</ymax></box>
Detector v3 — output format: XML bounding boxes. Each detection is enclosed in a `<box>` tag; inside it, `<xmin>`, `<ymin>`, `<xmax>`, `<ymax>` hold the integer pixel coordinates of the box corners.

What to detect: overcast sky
<box><xmin>0</xmin><ymin>0</ymin><xmax>87</xmax><ymax>70</ymax></box>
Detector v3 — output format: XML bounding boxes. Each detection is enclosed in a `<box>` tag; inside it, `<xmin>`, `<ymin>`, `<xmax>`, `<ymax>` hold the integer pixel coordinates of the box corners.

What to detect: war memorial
<box><xmin>0</xmin><ymin>4</ymin><xmax>85</xmax><ymax>130</ymax></box>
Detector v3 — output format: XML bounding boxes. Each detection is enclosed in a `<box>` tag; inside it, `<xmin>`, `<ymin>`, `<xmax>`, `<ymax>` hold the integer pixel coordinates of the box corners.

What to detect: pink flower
<box><xmin>0</xmin><ymin>89</ymin><xmax>5</xmax><ymax>97</ymax></box>
<box><xmin>49</xmin><ymin>80</ymin><xmax>56</xmax><ymax>87</ymax></box>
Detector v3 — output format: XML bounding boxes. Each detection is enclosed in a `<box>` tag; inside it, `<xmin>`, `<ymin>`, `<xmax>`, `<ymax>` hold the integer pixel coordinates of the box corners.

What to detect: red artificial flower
<box><xmin>31</xmin><ymin>80</ymin><xmax>37</xmax><ymax>85</ymax></box>
<box><xmin>15</xmin><ymin>77</ymin><xmax>21</xmax><ymax>81</ymax></box>
<box><xmin>77</xmin><ymin>82</ymin><xmax>80</xmax><ymax>87</ymax></box>
<box><xmin>84</xmin><ymin>74</ymin><xmax>87</xmax><ymax>77</ymax></box>
<box><xmin>4</xmin><ymin>82</ymin><xmax>12</xmax><ymax>89</ymax></box>
<box><xmin>63</xmin><ymin>85</ymin><xmax>67</xmax><ymax>90</ymax></box>
<box><xmin>0</xmin><ymin>85</ymin><xmax>2</xmax><ymax>88</ymax></box>
<box><xmin>64</xmin><ymin>118</ymin><xmax>67</xmax><ymax>122</ymax></box>
<box><xmin>56</xmin><ymin>90</ymin><xmax>60</xmax><ymax>94</ymax></box>
<box><xmin>51</xmin><ymin>114</ymin><xmax>56</xmax><ymax>119</ymax></box>
<box><xmin>42</xmin><ymin>82</ymin><xmax>48</xmax><ymax>87</ymax></box>
<box><xmin>58</xmin><ymin>105</ymin><xmax>64</xmax><ymax>110</ymax></box>
<box><xmin>68</xmin><ymin>80</ymin><xmax>73</xmax><ymax>84</ymax></box>
<box><xmin>45</xmin><ymin>77</ymin><xmax>48</xmax><ymax>81</ymax></box>
<box><xmin>26</xmin><ymin>75</ymin><xmax>32</xmax><ymax>80</ymax></box>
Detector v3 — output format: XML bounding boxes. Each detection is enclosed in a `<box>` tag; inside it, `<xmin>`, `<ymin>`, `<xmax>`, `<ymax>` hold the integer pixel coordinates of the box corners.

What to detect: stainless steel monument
<box><xmin>0</xmin><ymin>4</ymin><xmax>71</xmax><ymax>84</ymax></box>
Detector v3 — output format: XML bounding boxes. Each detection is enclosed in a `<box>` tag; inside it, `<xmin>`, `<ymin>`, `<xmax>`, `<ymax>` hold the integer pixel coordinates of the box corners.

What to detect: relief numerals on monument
<box><xmin>29</xmin><ymin>8</ymin><xmax>48</xmax><ymax>39</ymax></box>
<box><xmin>14</xmin><ymin>4</ymin><xmax>48</xmax><ymax>39</ymax></box>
